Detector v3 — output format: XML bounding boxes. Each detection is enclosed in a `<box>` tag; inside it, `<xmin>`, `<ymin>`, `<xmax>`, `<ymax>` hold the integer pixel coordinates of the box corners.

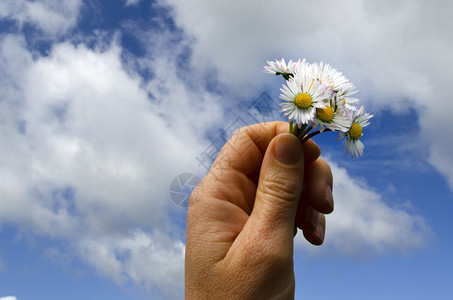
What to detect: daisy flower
<box><xmin>280</xmin><ymin>71</ymin><xmax>330</xmax><ymax>127</ymax></box>
<box><xmin>311</xmin><ymin>62</ymin><xmax>349</xmax><ymax>91</ymax></box>
<box><xmin>312</xmin><ymin>95</ymin><xmax>352</xmax><ymax>133</ymax></box>
<box><xmin>337</xmin><ymin>81</ymin><xmax>360</xmax><ymax>111</ymax></box>
<box><xmin>311</xmin><ymin>61</ymin><xmax>360</xmax><ymax>111</ymax></box>
<box><xmin>264</xmin><ymin>58</ymin><xmax>304</xmax><ymax>79</ymax></box>
<box><xmin>265</xmin><ymin>57</ymin><xmax>372</xmax><ymax>157</ymax></box>
<box><xmin>338</xmin><ymin>105</ymin><xmax>373</xmax><ymax>158</ymax></box>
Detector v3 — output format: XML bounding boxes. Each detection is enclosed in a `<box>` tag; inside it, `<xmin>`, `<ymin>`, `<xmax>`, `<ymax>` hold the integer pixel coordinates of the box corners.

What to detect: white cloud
<box><xmin>157</xmin><ymin>0</ymin><xmax>453</xmax><ymax>192</ymax></box>
<box><xmin>424</xmin><ymin>109</ymin><xmax>453</xmax><ymax>191</ymax></box>
<box><xmin>0</xmin><ymin>30</ymin><xmax>223</xmax><ymax>298</ymax></box>
<box><xmin>296</xmin><ymin>160</ymin><xmax>430</xmax><ymax>256</ymax></box>
<box><xmin>0</xmin><ymin>297</ymin><xmax>17</xmax><ymax>300</ymax></box>
<box><xmin>79</xmin><ymin>230</ymin><xmax>184</xmax><ymax>299</ymax></box>
<box><xmin>0</xmin><ymin>33</ymin><xmax>214</xmax><ymax>229</ymax></box>
<box><xmin>0</xmin><ymin>0</ymin><xmax>83</xmax><ymax>37</ymax></box>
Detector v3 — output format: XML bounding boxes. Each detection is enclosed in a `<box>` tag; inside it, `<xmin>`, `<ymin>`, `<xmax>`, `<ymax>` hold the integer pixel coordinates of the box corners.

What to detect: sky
<box><xmin>0</xmin><ymin>0</ymin><xmax>452</xmax><ymax>299</ymax></box>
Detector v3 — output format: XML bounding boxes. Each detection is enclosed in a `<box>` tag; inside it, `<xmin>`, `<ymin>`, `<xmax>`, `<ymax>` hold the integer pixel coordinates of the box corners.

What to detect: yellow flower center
<box><xmin>294</xmin><ymin>93</ymin><xmax>312</xmax><ymax>109</ymax></box>
<box><xmin>316</xmin><ymin>106</ymin><xmax>334</xmax><ymax>122</ymax></box>
<box><xmin>349</xmin><ymin>123</ymin><xmax>363</xmax><ymax>140</ymax></box>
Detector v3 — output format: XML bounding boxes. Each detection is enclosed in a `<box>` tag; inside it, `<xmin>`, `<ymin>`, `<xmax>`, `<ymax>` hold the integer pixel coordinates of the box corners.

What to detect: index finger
<box><xmin>208</xmin><ymin>121</ymin><xmax>321</xmax><ymax>181</ymax></box>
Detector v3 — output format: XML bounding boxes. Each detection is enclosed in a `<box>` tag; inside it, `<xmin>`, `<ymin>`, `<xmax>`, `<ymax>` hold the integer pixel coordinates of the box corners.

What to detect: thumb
<box><xmin>251</xmin><ymin>133</ymin><xmax>304</xmax><ymax>237</ymax></box>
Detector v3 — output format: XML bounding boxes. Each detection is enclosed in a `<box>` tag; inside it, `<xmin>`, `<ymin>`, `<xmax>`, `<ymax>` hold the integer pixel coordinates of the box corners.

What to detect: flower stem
<box><xmin>277</xmin><ymin>72</ymin><xmax>294</xmax><ymax>80</ymax></box>
<box><xmin>301</xmin><ymin>128</ymin><xmax>332</xmax><ymax>143</ymax></box>
<box><xmin>293</xmin><ymin>123</ymin><xmax>306</xmax><ymax>139</ymax></box>
<box><xmin>293</xmin><ymin>124</ymin><xmax>300</xmax><ymax>137</ymax></box>
<box><xmin>298</xmin><ymin>125</ymin><xmax>312</xmax><ymax>140</ymax></box>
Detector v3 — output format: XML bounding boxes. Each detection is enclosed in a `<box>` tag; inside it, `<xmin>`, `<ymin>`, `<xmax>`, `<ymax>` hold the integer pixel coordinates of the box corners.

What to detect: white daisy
<box><xmin>337</xmin><ymin>81</ymin><xmax>360</xmax><ymax>111</ymax></box>
<box><xmin>311</xmin><ymin>62</ymin><xmax>360</xmax><ymax>111</ymax></box>
<box><xmin>264</xmin><ymin>58</ymin><xmax>304</xmax><ymax>76</ymax></box>
<box><xmin>311</xmin><ymin>62</ymin><xmax>349</xmax><ymax>91</ymax></box>
<box><xmin>280</xmin><ymin>72</ymin><xmax>330</xmax><ymax>127</ymax></box>
<box><xmin>313</xmin><ymin>95</ymin><xmax>352</xmax><ymax>133</ymax></box>
<box><xmin>337</xmin><ymin>105</ymin><xmax>373</xmax><ymax>158</ymax></box>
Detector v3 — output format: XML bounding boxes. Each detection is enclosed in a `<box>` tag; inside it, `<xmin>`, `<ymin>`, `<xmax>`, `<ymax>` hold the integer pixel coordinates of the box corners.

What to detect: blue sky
<box><xmin>1</xmin><ymin>0</ymin><xmax>452</xmax><ymax>299</ymax></box>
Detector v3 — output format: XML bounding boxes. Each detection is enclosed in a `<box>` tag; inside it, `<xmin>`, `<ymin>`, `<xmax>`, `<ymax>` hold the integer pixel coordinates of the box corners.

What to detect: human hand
<box><xmin>185</xmin><ymin>121</ymin><xmax>334</xmax><ymax>299</ymax></box>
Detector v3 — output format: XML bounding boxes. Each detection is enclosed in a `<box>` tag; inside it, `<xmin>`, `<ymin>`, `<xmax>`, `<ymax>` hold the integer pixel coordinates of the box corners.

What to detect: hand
<box><xmin>185</xmin><ymin>121</ymin><xmax>334</xmax><ymax>299</ymax></box>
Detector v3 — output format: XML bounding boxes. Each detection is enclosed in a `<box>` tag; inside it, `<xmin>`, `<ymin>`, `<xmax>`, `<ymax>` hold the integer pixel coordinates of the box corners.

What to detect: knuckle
<box><xmin>241</xmin><ymin>232</ymin><xmax>291</xmax><ymax>270</ymax></box>
<box><xmin>259</xmin><ymin>172</ymin><xmax>301</xmax><ymax>202</ymax></box>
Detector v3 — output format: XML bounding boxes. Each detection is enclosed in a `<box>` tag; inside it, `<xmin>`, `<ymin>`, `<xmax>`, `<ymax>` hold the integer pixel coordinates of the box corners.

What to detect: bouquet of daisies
<box><xmin>265</xmin><ymin>59</ymin><xmax>373</xmax><ymax>158</ymax></box>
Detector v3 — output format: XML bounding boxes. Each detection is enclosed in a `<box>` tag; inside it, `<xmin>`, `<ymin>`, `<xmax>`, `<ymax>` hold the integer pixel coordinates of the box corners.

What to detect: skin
<box><xmin>186</xmin><ymin>121</ymin><xmax>334</xmax><ymax>299</ymax></box>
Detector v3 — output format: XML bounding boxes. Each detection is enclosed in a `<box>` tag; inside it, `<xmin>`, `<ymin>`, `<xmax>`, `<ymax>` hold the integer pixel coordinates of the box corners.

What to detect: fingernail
<box><xmin>314</xmin><ymin>222</ymin><xmax>325</xmax><ymax>244</ymax></box>
<box><xmin>326</xmin><ymin>185</ymin><xmax>334</xmax><ymax>211</ymax></box>
<box><xmin>274</xmin><ymin>134</ymin><xmax>302</xmax><ymax>165</ymax></box>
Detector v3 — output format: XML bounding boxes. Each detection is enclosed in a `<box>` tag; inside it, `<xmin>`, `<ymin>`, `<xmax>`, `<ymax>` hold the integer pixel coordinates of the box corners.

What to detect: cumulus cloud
<box><xmin>296</xmin><ymin>160</ymin><xmax>430</xmax><ymax>256</ymax></box>
<box><xmin>0</xmin><ymin>297</ymin><xmax>17</xmax><ymax>300</ymax></box>
<box><xmin>0</xmin><ymin>27</ymin><xmax>222</xmax><ymax>297</ymax></box>
<box><xmin>0</xmin><ymin>0</ymin><xmax>83</xmax><ymax>38</ymax></box>
<box><xmin>79</xmin><ymin>230</ymin><xmax>184</xmax><ymax>299</ymax></box>
<box><xmin>157</xmin><ymin>0</ymin><xmax>453</xmax><ymax>192</ymax></box>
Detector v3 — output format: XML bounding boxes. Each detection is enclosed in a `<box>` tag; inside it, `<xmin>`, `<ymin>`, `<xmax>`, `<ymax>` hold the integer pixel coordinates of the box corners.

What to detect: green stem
<box><xmin>276</xmin><ymin>72</ymin><xmax>294</xmax><ymax>81</ymax></box>
<box><xmin>298</xmin><ymin>125</ymin><xmax>312</xmax><ymax>140</ymax></box>
<box><xmin>282</xmin><ymin>74</ymin><xmax>292</xmax><ymax>80</ymax></box>
<box><xmin>294</xmin><ymin>123</ymin><xmax>307</xmax><ymax>139</ymax></box>
<box><xmin>293</xmin><ymin>124</ymin><xmax>301</xmax><ymax>137</ymax></box>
